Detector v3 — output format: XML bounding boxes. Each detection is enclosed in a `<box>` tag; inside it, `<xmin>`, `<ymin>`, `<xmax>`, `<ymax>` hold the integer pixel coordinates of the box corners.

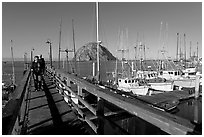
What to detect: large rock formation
<box><xmin>75</xmin><ymin>42</ymin><xmax>116</xmax><ymax>61</ymax></box>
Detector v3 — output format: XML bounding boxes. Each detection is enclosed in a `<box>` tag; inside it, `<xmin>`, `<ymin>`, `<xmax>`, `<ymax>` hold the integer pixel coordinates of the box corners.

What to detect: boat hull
<box><xmin>149</xmin><ymin>82</ymin><xmax>173</xmax><ymax>91</ymax></box>
<box><xmin>118</xmin><ymin>86</ymin><xmax>149</xmax><ymax>95</ymax></box>
<box><xmin>173</xmin><ymin>79</ymin><xmax>196</xmax><ymax>88</ymax></box>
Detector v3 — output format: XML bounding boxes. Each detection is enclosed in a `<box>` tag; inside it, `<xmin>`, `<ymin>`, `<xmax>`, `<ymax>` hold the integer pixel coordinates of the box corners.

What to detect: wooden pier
<box><xmin>2</xmin><ymin>66</ymin><xmax>201</xmax><ymax>135</ymax></box>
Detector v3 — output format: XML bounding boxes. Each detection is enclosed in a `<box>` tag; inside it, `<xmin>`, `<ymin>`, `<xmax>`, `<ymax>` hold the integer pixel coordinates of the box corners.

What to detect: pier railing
<box><xmin>46</xmin><ymin>66</ymin><xmax>196</xmax><ymax>135</ymax></box>
<box><xmin>2</xmin><ymin>68</ymin><xmax>31</xmax><ymax>135</ymax></box>
<box><xmin>2</xmin><ymin>65</ymin><xmax>198</xmax><ymax>135</ymax></box>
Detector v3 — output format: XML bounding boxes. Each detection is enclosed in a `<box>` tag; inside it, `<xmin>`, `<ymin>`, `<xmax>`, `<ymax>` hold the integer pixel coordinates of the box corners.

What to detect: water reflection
<box><xmin>174</xmin><ymin>97</ymin><xmax>202</xmax><ymax>124</ymax></box>
<box><xmin>102</xmin><ymin>97</ymin><xmax>202</xmax><ymax>135</ymax></box>
<box><xmin>103</xmin><ymin>115</ymin><xmax>168</xmax><ymax>135</ymax></box>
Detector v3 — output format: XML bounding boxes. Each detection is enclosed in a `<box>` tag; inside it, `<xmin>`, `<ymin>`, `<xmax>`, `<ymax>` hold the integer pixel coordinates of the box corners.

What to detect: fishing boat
<box><xmin>117</xmin><ymin>78</ymin><xmax>150</xmax><ymax>95</ymax></box>
<box><xmin>131</xmin><ymin>40</ymin><xmax>174</xmax><ymax>92</ymax></box>
<box><xmin>131</xmin><ymin>69</ymin><xmax>173</xmax><ymax>91</ymax></box>
<box><xmin>113</xmin><ymin>30</ymin><xmax>153</xmax><ymax>96</ymax></box>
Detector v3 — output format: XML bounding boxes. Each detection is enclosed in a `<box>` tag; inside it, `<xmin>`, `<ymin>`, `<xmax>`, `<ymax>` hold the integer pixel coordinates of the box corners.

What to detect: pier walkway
<box><xmin>2</xmin><ymin>69</ymin><xmax>92</xmax><ymax>135</ymax></box>
<box><xmin>2</xmin><ymin>66</ymin><xmax>201</xmax><ymax>135</ymax></box>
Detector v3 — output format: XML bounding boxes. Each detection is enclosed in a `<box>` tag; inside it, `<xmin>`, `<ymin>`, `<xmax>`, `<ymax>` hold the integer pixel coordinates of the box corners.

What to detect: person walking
<box><xmin>39</xmin><ymin>55</ymin><xmax>45</xmax><ymax>75</ymax></box>
<box><xmin>31</xmin><ymin>56</ymin><xmax>42</xmax><ymax>91</ymax></box>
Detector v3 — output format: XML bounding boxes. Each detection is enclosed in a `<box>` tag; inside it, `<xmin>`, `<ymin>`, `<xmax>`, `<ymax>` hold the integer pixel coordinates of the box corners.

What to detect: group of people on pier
<box><xmin>31</xmin><ymin>55</ymin><xmax>45</xmax><ymax>91</ymax></box>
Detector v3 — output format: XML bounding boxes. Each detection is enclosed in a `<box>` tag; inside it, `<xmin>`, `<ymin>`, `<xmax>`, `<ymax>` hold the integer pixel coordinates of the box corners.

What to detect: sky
<box><xmin>2</xmin><ymin>2</ymin><xmax>202</xmax><ymax>60</ymax></box>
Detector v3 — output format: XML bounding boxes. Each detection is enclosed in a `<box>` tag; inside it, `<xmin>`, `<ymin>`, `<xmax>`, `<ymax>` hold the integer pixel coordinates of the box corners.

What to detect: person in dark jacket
<box><xmin>39</xmin><ymin>55</ymin><xmax>45</xmax><ymax>75</ymax></box>
<box><xmin>31</xmin><ymin>56</ymin><xmax>42</xmax><ymax>91</ymax></box>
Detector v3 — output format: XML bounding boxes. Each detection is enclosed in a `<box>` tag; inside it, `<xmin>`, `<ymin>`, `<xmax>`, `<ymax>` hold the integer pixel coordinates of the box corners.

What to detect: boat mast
<box><xmin>184</xmin><ymin>33</ymin><xmax>186</xmax><ymax>68</ymax></box>
<box><xmin>139</xmin><ymin>42</ymin><xmax>143</xmax><ymax>71</ymax></box>
<box><xmin>143</xmin><ymin>42</ymin><xmax>146</xmax><ymax>70</ymax></box>
<box><xmin>176</xmin><ymin>33</ymin><xmax>179</xmax><ymax>61</ymax></box>
<box><xmin>10</xmin><ymin>40</ymin><xmax>15</xmax><ymax>86</ymax></box>
<box><xmin>58</xmin><ymin>18</ymin><xmax>62</xmax><ymax>69</ymax></box>
<box><xmin>179</xmin><ymin>35</ymin><xmax>182</xmax><ymax>61</ymax></box>
<box><xmin>134</xmin><ymin>42</ymin><xmax>138</xmax><ymax>72</ymax></box>
<box><xmin>115</xmin><ymin>59</ymin><xmax>118</xmax><ymax>84</ymax></box>
<box><xmin>196</xmin><ymin>42</ymin><xmax>199</xmax><ymax>60</ymax></box>
<box><xmin>96</xmin><ymin>2</ymin><xmax>100</xmax><ymax>82</ymax></box>
<box><xmin>190</xmin><ymin>41</ymin><xmax>192</xmax><ymax>59</ymax></box>
<box><xmin>72</xmin><ymin>19</ymin><xmax>77</xmax><ymax>74</ymax></box>
<box><xmin>134</xmin><ymin>32</ymin><xmax>139</xmax><ymax>71</ymax></box>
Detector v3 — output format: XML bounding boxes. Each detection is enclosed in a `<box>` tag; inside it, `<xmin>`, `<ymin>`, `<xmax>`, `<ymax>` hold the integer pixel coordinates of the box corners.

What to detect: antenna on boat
<box><xmin>72</xmin><ymin>19</ymin><xmax>77</xmax><ymax>74</ymax></box>
<box><xmin>10</xmin><ymin>40</ymin><xmax>16</xmax><ymax>87</ymax></box>
<box><xmin>58</xmin><ymin>18</ymin><xmax>62</xmax><ymax>69</ymax></box>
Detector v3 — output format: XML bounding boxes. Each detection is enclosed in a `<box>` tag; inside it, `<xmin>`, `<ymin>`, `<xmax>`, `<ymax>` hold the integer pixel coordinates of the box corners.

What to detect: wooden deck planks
<box><xmin>26</xmin><ymin>75</ymin><xmax>78</xmax><ymax>134</ymax></box>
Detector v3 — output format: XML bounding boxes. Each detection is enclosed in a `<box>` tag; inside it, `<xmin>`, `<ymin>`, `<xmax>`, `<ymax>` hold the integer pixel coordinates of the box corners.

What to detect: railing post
<box><xmin>93</xmin><ymin>62</ymin><xmax>95</xmax><ymax>76</ymax></box>
<box><xmin>96</xmin><ymin>97</ymin><xmax>104</xmax><ymax>135</ymax></box>
<box><xmin>193</xmin><ymin>100</ymin><xmax>199</xmax><ymax>124</ymax></box>
<box><xmin>66</xmin><ymin>77</ymin><xmax>71</xmax><ymax>87</ymax></box>
<box><xmin>195</xmin><ymin>75</ymin><xmax>200</xmax><ymax>99</ymax></box>
<box><xmin>77</xmin><ymin>85</ymin><xmax>83</xmax><ymax>107</ymax></box>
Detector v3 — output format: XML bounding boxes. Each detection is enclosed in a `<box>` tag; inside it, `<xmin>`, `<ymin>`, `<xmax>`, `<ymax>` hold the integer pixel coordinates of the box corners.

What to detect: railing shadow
<box><xmin>27</xmin><ymin>75</ymin><xmax>91</xmax><ymax>135</ymax></box>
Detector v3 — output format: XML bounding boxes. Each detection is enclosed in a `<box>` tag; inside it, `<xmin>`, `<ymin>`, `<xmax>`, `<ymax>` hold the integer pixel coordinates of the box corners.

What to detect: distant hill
<box><xmin>75</xmin><ymin>42</ymin><xmax>116</xmax><ymax>61</ymax></box>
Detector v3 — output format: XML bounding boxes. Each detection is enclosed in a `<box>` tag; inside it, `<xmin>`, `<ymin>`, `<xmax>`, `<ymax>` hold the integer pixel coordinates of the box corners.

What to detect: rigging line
<box><xmin>146</xmin><ymin>46</ymin><xmax>157</xmax><ymax>70</ymax></box>
<box><xmin>163</xmin><ymin>52</ymin><xmax>174</xmax><ymax>71</ymax></box>
<box><xmin>165</xmin><ymin>22</ymin><xmax>169</xmax><ymax>48</ymax></box>
<box><xmin>159</xmin><ymin>21</ymin><xmax>163</xmax><ymax>50</ymax></box>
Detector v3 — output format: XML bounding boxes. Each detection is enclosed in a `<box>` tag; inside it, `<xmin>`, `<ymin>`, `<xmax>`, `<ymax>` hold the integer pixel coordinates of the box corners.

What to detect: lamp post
<box><xmin>31</xmin><ymin>48</ymin><xmax>34</xmax><ymax>62</ymax></box>
<box><xmin>46</xmin><ymin>39</ymin><xmax>52</xmax><ymax>67</ymax></box>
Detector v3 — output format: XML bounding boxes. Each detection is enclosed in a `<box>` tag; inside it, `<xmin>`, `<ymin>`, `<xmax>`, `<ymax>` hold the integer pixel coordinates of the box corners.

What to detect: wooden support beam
<box><xmin>56</xmin><ymin>76</ymin><xmax>97</xmax><ymax>115</ymax></box>
<box><xmin>96</xmin><ymin>97</ymin><xmax>104</xmax><ymax>135</ymax></box>
<box><xmin>66</xmin><ymin>78</ymin><xmax>71</xmax><ymax>87</ymax></box>
<box><xmin>63</xmin><ymin>92</ymin><xmax>97</xmax><ymax>133</ymax></box>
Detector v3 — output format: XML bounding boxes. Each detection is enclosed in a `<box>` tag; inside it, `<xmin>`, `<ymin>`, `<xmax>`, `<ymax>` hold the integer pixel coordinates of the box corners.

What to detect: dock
<box><xmin>2</xmin><ymin>65</ymin><xmax>201</xmax><ymax>135</ymax></box>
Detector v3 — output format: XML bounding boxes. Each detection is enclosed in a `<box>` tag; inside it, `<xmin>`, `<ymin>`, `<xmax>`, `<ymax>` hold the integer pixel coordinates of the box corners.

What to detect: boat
<box><xmin>131</xmin><ymin>40</ymin><xmax>174</xmax><ymax>92</ymax></box>
<box><xmin>117</xmin><ymin>78</ymin><xmax>150</xmax><ymax>95</ymax></box>
<box><xmin>135</xmin><ymin>70</ymin><xmax>174</xmax><ymax>91</ymax></box>
<box><xmin>158</xmin><ymin>68</ymin><xmax>202</xmax><ymax>88</ymax></box>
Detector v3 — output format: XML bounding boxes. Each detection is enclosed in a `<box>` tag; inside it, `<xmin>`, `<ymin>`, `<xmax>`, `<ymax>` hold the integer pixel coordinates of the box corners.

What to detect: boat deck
<box><xmin>137</xmin><ymin>89</ymin><xmax>197</xmax><ymax>111</ymax></box>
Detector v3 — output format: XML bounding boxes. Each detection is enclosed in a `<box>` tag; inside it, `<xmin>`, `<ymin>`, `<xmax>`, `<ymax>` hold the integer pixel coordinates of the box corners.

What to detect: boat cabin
<box><xmin>158</xmin><ymin>70</ymin><xmax>182</xmax><ymax>80</ymax></box>
<box><xmin>118</xmin><ymin>78</ymin><xmax>141</xmax><ymax>88</ymax></box>
<box><xmin>136</xmin><ymin>71</ymin><xmax>158</xmax><ymax>79</ymax></box>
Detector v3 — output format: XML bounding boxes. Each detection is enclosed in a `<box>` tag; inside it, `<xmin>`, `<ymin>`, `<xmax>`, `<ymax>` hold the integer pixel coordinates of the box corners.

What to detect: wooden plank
<box><xmin>27</xmin><ymin>79</ymin><xmax>53</xmax><ymax>133</ymax></box>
